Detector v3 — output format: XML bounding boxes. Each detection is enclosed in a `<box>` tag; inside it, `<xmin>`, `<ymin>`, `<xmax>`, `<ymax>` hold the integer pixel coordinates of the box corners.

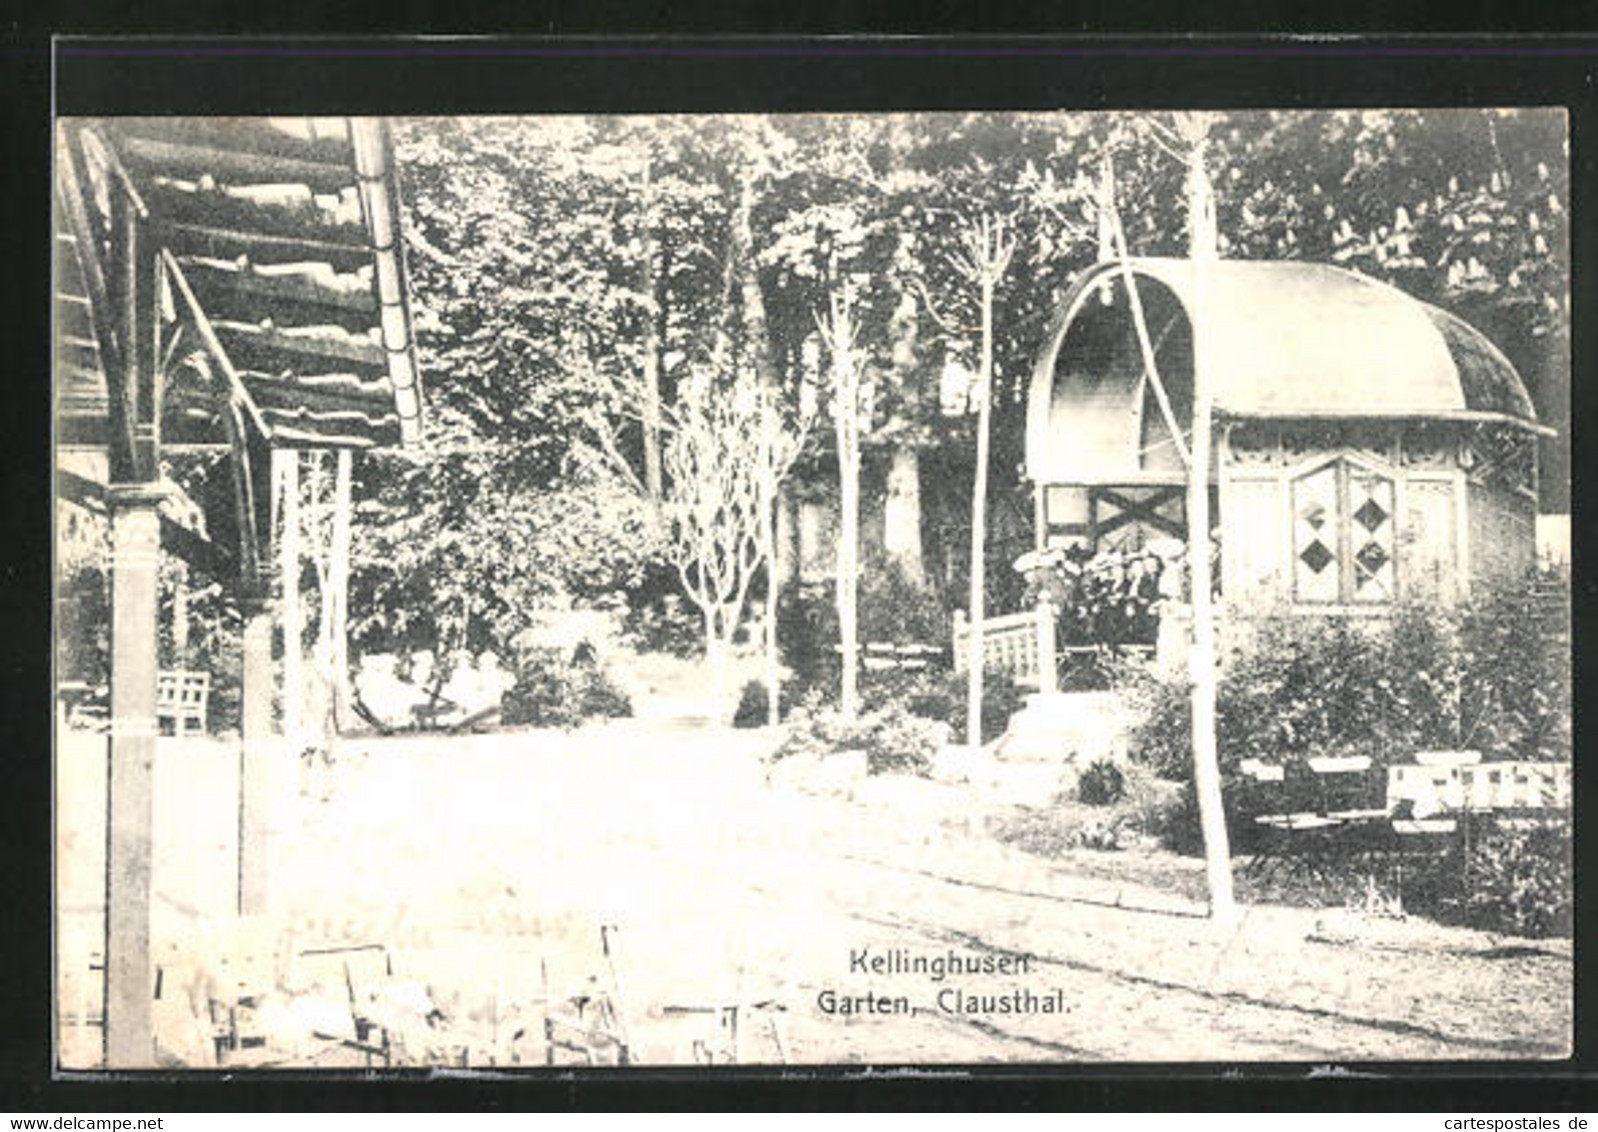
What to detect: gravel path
<box><xmin>271</xmin><ymin>721</ymin><xmax>1571</xmax><ymax>1065</ymax></box>
<box><xmin>57</xmin><ymin>720</ymin><xmax>1572</xmax><ymax>1067</ymax></box>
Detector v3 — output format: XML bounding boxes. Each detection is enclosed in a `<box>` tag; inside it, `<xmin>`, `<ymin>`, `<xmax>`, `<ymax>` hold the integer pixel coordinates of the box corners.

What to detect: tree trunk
<box><xmin>777</xmin><ymin>485</ymin><xmax>799</xmax><ymax>589</ymax></box>
<box><xmin>966</xmin><ymin>276</ymin><xmax>994</xmax><ymax>749</ymax></box>
<box><xmin>640</xmin><ymin>152</ymin><xmax>664</xmax><ymax>500</ymax></box>
<box><xmin>734</xmin><ymin>174</ymin><xmax>779</xmax><ymax>389</ymax></box>
<box><xmin>829</xmin><ymin>279</ymin><xmax>862</xmax><ymax>724</ymax></box>
<box><xmin>838</xmin><ymin>447</ymin><xmax>860</xmax><ymax>722</ymax></box>
<box><xmin>1183</xmin><ymin>125</ymin><xmax>1239</xmax><ymax>923</ymax></box>
<box><xmin>171</xmin><ymin>560</ymin><xmax>189</xmax><ymax>667</ymax></box>
<box><xmin>882</xmin><ymin>442</ymin><xmax>927</xmax><ymax>591</ymax></box>
<box><xmin>704</xmin><ymin>607</ymin><xmax>731</xmax><ymax>725</ymax></box>
<box><xmin>762</xmin><ymin>483</ymin><xmax>781</xmax><ymax>727</ymax></box>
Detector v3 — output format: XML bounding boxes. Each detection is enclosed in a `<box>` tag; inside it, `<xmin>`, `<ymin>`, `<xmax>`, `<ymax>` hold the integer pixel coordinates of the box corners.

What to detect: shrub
<box><xmin>772</xmin><ymin>689</ymin><xmax>944</xmax><ymax>777</ymax></box>
<box><xmin>501</xmin><ymin>645</ymin><xmax>632</xmax><ymax>729</ymax></box>
<box><xmin>1455</xmin><ymin>577</ymin><xmax>1572</xmax><ymax>763</ymax></box>
<box><xmin>754</xmin><ymin>662</ymin><xmax>1022</xmax><ymax>746</ymax></box>
<box><xmin>622</xmin><ymin>588</ymin><xmax>702</xmax><ymax>659</ymax></box>
<box><xmin>858</xmin><ymin>562</ymin><xmax>948</xmax><ymax>644</ymax></box>
<box><xmin>988</xmin><ymin>805</ymin><xmax>1134</xmax><ymax>856</ymax></box>
<box><xmin>1076</xmin><ymin>759</ymin><xmax>1126</xmax><ymax>806</ymax></box>
<box><xmin>1456</xmin><ymin>817</ymin><xmax>1572</xmax><ymax>937</ymax></box>
<box><xmin>871</xmin><ymin>666</ymin><xmax>1024</xmax><ymax>745</ymax></box>
<box><xmin>1126</xmin><ymin>576</ymin><xmax>1570</xmax><ymax>788</ymax></box>
<box><xmin>731</xmin><ymin>676</ymin><xmax>813</xmax><ymax>729</ymax></box>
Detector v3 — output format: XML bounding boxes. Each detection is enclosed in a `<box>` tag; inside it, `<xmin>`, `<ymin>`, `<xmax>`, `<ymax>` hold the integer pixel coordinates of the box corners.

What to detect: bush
<box><xmin>776</xmin><ymin>567</ymin><xmax>950</xmax><ymax>699</ymax></box>
<box><xmin>1076</xmin><ymin>759</ymin><xmax>1126</xmax><ymax>806</ymax></box>
<box><xmin>1126</xmin><ymin>577</ymin><xmax>1570</xmax><ymax>787</ymax></box>
<box><xmin>772</xmin><ymin>689</ymin><xmax>945</xmax><ymax>777</ymax></box>
<box><xmin>1456</xmin><ymin>576</ymin><xmax>1572</xmax><ymax>764</ymax></box>
<box><xmin>867</xmin><ymin>666</ymin><xmax>1024</xmax><ymax>745</ymax></box>
<box><xmin>622</xmin><ymin>587</ymin><xmax>702</xmax><ymax>659</ymax></box>
<box><xmin>989</xmin><ymin>805</ymin><xmax>1134</xmax><ymax>856</ymax></box>
<box><xmin>858</xmin><ymin>563</ymin><xmax>948</xmax><ymax>644</ymax></box>
<box><xmin>501</xmin><ymin>644</ymin><xmax>632</xmax><ymax>729</ymax></box>
<box><xmin>731</xmin><ymin>676</ymin><xmax>814</xmax><ymax>729</ymax></box>
<box><xmin>748</xmin><ymin>661</ymin><xmax>1022</xmax><ymax>745</ymax></box>
<box><xmin>989</xmin><ymin>765</ymin><xmax>1178</xmax><ymax>858</ymax></box>
<box><xmin>1456</xmin><ymin>817</ymin><xmax>1572</xmax><ymax>937</ymax></box>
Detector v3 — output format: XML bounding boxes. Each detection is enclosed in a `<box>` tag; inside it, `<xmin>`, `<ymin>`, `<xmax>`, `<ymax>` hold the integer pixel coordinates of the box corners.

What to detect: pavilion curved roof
<box><xmin>1032</xmin><ymin>256</ymin><xmax>1538</xmax><ymax>426</ymax></box>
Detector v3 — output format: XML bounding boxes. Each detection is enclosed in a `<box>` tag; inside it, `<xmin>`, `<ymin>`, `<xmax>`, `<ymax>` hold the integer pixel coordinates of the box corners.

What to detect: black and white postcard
<box><xmin>50</xmin><ymin>48</ymin><xmax>1575</xmax><ymax>1074</ymax></box>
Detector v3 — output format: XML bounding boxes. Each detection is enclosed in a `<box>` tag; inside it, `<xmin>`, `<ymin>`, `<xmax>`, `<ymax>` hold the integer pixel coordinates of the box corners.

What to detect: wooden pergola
<box><xmin>53</xmin><ymin>116</ymin><xmax>422</xmax><ymax>1067</ymax></box>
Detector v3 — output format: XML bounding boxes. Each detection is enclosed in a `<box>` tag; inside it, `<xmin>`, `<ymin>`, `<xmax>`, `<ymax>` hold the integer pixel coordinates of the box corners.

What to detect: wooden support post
<box><xmin>105</xmin><ymin>483</ymin><xmax>165</xmax><ymax>1068</ymax></box>
<box><xmin>238</xmin><ymin>589</ymin><xmax>274</xmax><ymax>916</ymax></box>
<box><xmin>171</xmin><ymin>560</ymin><xmax>189</xmax><ymax>667</ymax></box>
<box><xmin>277</xmin><ymin>450</ymin><xmax>303</xmax><ymax>746</ymax></box>
<box><xmin>329</xmin><ymin>449</ymin><xmax>353</xmax><ymax>732</ymax></box>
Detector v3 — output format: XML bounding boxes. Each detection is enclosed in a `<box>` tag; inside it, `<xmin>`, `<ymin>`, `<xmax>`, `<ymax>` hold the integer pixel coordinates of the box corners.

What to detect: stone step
<box><xmin>994</xmin><ymin>690</ymin><xmax>1132</xmax><ymax>765</ymax></box>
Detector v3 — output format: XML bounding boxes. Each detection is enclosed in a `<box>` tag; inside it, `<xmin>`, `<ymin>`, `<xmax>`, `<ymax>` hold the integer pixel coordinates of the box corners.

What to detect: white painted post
<box><xmin>105</xmin><ymin>484</ymin><xmax>164</xmax><ymax>1067</ymax></box>
<box><xmin>1035</xmin><ymin>596</ymin><xmax>1057</xmax><ymax>694</ymax></box>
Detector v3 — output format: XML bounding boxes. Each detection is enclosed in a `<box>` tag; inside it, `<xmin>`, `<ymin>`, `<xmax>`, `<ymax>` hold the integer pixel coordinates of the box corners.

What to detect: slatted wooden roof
<box><xmin>53</xmin><ymin>210</ymin><xmax>112</xmax><ymax>447</ymax></box>
<box><xmin>55</xmin><ymin>116</ymin><xmax>422</xmax><ymax>453</ymax></box>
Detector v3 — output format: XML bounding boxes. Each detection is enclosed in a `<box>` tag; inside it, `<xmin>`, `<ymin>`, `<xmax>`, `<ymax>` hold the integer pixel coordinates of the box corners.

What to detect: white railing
<box><xmin>952</xmin><ymin>600</ymin><xmax>1056</xmax><ymax>692</ymax></box>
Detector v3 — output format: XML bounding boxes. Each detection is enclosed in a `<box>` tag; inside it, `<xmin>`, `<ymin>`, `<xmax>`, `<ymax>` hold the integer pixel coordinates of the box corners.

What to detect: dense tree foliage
<box><xmin>338</xmin><ymin>110</ymin><xmax>1567</xmax><ymax>668</ymax></box>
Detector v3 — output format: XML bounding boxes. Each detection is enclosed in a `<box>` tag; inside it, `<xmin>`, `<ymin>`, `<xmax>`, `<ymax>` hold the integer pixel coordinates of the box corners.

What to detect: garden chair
<box><xmin>1247</xmin><ymin>757</ymin><xmax>1387</xmax><ymax>888</ymax></box>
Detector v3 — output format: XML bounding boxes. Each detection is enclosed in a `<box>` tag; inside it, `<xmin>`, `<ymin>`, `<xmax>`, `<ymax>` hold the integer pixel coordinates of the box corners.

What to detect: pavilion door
<box><xmin>1291</xmin><ymin>458</ymin><xmax>1398</xmax><ymax>604</ymax></box>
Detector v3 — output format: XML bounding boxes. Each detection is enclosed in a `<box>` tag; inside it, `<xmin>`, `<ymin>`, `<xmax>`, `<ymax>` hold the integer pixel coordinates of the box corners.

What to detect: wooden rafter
<box><xmin>58</xmin><ymin>131</ymin><xmax>135</xmax><ymax>474</ymax></box>
<box><xmin>156</xmin><ymin>221</ymin><xmax>375</xmax><ymax>272</ymax></box>
<box><xmin>221</xmin><ymin>394</ymin><xmax>265</xmax><ymax>589</ymax></box>
<box><xmin>159</xmin><ymin>248</ymin><xmax>273</xmax><ymax>441</ymax></box>
<box><xmin>109</xmin><ymin>166</ymin><xmax>159</xmax><ymax>480</ymax></box>
<box><xmin>117</xmin><ymin>134</ymin><xmax>357</xmax><ymax>195</ymax></box>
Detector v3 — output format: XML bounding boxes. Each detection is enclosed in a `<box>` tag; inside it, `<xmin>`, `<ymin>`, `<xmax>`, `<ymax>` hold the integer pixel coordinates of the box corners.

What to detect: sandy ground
<box><xmin>56</xmin><ymin>718</ymin><xmax>1572</xmax><ymax>1068</ymax></box>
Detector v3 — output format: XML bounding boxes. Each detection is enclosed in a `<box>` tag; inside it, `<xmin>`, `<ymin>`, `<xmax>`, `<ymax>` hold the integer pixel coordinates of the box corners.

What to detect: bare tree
<box><xmin>815</xmin><ymin>275</ymin><xmax>866</xmax><ymax>722</ymax></box>
<box><xmin>654</xmin><ymin>367</ymin><xmax>765</xmax><ymax>710</ymax></box>
<box><xmin>951</xmin><ymin>215</ymin><xmax>1015</xmax><ymax>748</ymax></box>
<box><xmin>1172</xmin><ymin>111</ymin><xmax>1239</xmax><ymax>922</ymax></box>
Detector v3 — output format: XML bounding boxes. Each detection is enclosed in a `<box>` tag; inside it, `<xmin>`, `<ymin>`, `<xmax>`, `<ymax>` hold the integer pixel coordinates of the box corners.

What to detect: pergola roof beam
<box><xmin>118</xmin><ymin>135</ymin><xmax>358</xmax><ymax>195</ymax></box>
<box><xmin>159</xmin><ymin>248</ymin><xmax>273</xmax><ymax>441</ymax></box>
<box><xmin>212</xmin><ymin>319</ymin><xmax>387</xmax><ymax>371</ymax></box>
<box><xmin>156</xmin><ymin>221</ymin><xmax>376</xmax><ymax>273</ymax></box>
<box><xmin>176</xmin><ymin>255</ymin><xmax>379</xmax><ymax>316</ymax></box>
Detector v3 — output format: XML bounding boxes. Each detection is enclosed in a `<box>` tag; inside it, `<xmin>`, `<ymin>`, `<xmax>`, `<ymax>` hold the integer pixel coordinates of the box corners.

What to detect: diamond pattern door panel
<box><xmin>1350</xmin><ymin>473</ymin><xmax>1395</xmax><ymax>601</ymax></box>
<box><xmin>1291</xmin><ymin>458</ymin><xmax>1398</xmax><ymax>604</ymax></box>
<box><xmin>1293</xmin><ymin>463</ymin><xmax>1341</xmax><ymax>602</ymax></box>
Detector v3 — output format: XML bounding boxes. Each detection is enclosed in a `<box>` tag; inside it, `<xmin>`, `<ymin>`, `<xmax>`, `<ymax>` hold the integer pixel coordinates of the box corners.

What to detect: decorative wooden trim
<box><xmin>1221</xmin><ymin>407</ymin><xmax>1554</xmax><ymax>438</ymax></box>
